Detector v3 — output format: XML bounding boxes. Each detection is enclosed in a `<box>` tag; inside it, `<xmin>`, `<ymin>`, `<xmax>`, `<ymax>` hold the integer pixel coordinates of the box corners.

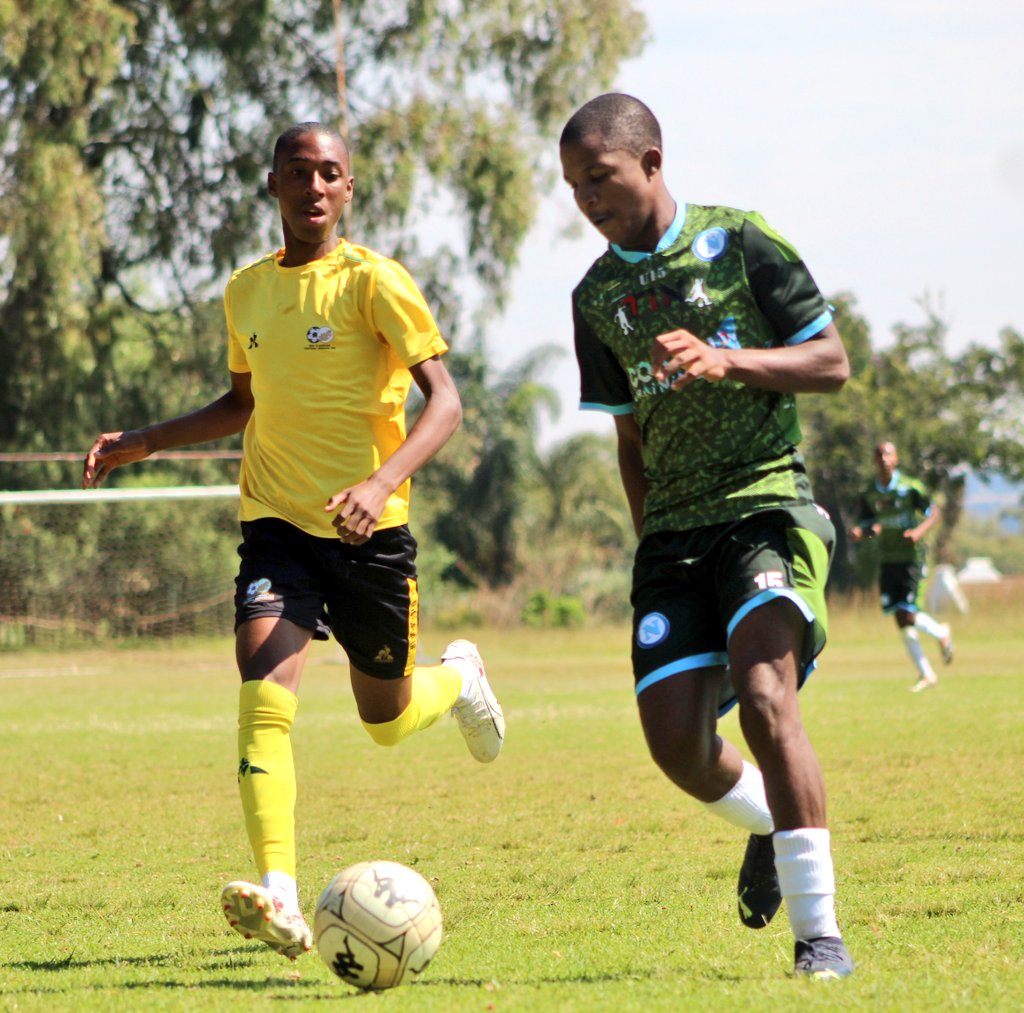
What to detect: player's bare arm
<box><xmin>651</xmin><ymin>322</ymin><xmax>849</xmax><ymax>394</ymax></box>
<box><xmin>613</xmin><ymin>413</ymin><xmax>648</xmax><ymax>538</ymax></box>
<box><xmin>82</xmin><ymin>371</ymin><xmax>254</xmax><ymax>488</ymax></box>
<box><xmin>326</xmin><ymin>354</ymin><xmax>462</xmax><ymax>544</ymax></box>
<box><xmin>906</xmin><ymin>504</ymin><xmax>941</xmax><ymax>543</ymax></box>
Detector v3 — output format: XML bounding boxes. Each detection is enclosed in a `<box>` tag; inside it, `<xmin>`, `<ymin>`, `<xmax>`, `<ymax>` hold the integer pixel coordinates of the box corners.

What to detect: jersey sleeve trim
<box><xmin>573</xmin><ymin>292</ymin><xmax>634</xmax><ymax>411</ymax></box>
<box><xmin>785</xmin><ymin>309</ymin><xmax>833</xmax><ymax>346</ymax></box>
<box><xmin>742</xmin><ymin>218</ymin><xmax>830</xmax><ymax>346</ymax></box>
<box><xmin>580</xmin><ymin>401</ymin><xmax>633</xmax><ymax>415</ymax></box>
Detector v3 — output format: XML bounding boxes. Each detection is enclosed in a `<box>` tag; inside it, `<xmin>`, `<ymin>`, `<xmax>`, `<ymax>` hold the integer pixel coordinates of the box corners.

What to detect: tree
<box><xmin>0</xmin><ymin>0</ymin><xmax>134</xmax><ymax>476</ymax></box>
<box><xmin>801</xmin><ymin>296</ymin><xmax>1024</xmax><ymax>587</ymax></box>
<box><xmin>0</xmin><ymin>0</ymin><xmax>647</xmax><ymax>476</ymax></box>
<box><xmin>423</xmin><ymin>341</ymin><xmax>562</xmax><ymax>587</ymax></box>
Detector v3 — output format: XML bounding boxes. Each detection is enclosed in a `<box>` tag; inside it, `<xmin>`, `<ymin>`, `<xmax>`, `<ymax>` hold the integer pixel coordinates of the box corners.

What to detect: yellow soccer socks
<box><xmin>237</xmin><ymin>679</ymin><xmax>298</xmax><ymax>880</ymax></box>
<box><xmin>361</xmin><ymin>663</ymin><xmax>462</xmax><ymax>746</ymax></box>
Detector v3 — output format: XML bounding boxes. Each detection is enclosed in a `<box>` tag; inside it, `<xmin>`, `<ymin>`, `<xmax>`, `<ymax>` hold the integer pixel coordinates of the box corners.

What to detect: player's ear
<box><xmin>267</xmin><ymin>172</ymin><xmax>278</xmax><ymax>199</ymax></box>
<box><xmin>641</xmin><ymin>147</ymin><xmax>663</xmax><ymax>178</ymax></box>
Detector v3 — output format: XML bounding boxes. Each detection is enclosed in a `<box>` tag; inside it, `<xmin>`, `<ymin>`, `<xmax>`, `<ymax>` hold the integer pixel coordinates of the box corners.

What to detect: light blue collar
<box><xmin>877</xmin><ymin>469</ymin><xmax>901</xmax><ymax>492</ymax></box>
<box><xmin>611</xmin><ymin>203</ymin><xmax>687</xmax><ymax>263</ymax></box>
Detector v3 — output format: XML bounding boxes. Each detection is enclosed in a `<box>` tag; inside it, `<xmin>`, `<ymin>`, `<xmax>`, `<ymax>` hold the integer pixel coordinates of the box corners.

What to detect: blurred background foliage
<box><xmin>2</xmin><ymin>1</ymin><xmax>1023</xmax><ymax>643</ymax></box>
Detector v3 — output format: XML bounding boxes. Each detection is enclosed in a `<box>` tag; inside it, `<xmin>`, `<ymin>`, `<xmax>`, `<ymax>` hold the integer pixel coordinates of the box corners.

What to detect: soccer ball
<box><xmin>314</xmin><ymin>860</ymin><xmax>443</xmax><ymax>990</ymax></box>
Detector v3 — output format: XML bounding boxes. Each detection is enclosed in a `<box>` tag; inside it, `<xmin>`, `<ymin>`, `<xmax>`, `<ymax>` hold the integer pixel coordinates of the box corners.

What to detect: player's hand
<box><xmin>851</xmin><ymin>523</ymin><xmax>881</xmax><ymax>541</ymax></box>
<box><xmin>325</xmin><ymin>477</ymin><xmax>389</xmax><ymax>546</ymax></box>
<box><xmin>903</xmin><ymin>526</ymin><xmax>923</xmax><ymax>544</ymax></box>
<box><xmin>650</xmin><ymin>329</ymin><xmax>729</xmax><ymax>389</ymax></box>
<box><xmin>82</xmin><ymin>430</ymin><xmax>150</xmax><ymax>488</ymax></box>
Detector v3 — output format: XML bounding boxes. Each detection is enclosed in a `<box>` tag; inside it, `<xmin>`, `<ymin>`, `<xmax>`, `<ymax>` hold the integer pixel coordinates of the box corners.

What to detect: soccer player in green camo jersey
<box><xmin>850</xmin><ymin>440</ymin><xmax>954</xmax><ymax>693</ymax></box>
<box><xmin>560</xmin><ymin>93</ymin><xmax>854</xmax><ymax>979</ymax></box>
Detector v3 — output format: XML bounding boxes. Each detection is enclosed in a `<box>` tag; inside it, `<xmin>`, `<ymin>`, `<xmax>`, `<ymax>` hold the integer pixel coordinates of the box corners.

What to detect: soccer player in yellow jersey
<box><xmin>83</xmin><ymin>122</ymin><xmax>504</xmax><ymax>960</ymax></box>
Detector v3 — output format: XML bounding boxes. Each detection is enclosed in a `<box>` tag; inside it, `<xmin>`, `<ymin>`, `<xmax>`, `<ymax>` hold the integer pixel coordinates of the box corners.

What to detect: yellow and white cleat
<box><xmin>444</xmin><ymin>639</ymin><xmax>505</xmax><ymax>763</ymax></box>
<box><xmin>220</xmin><ymin>881</ymin><xmax>312</xmax><ymax>960</ymax></box>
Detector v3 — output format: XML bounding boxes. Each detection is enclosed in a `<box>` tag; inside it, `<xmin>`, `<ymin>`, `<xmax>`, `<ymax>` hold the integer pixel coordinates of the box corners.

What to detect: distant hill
<box><xmin>964</xmin><ymin>472</ymin><xmax>1022</xmax><ymax>532</ymax></box>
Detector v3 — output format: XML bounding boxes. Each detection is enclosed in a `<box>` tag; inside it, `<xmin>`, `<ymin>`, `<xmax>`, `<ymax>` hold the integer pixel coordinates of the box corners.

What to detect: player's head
<box><xmin>272</xmin><ymin>122</ymin><xmax>350</xmax><ymax>174</ymax></box>
<box><xmin>559</xmin><ymin>94</ymin><xmax>669</xmax><ymax>251</ymax></box>
<box><xmin>560</xmin><ymin>93</ymin><xmax>662</xmax><ymax>157</ymax></box>
<box><xmin>268</xmin><ymin>122</ymin><xmax>354</xmax><ymax>255</ymax></box>
<box><xmin>874</xmin><ymin>441</ymin><xmax>899</xmax><ymax>479</ymax></box>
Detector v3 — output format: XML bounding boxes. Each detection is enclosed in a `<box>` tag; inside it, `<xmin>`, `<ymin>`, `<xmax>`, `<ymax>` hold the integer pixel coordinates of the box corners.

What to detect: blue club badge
<box><xmin>692</xmin><ymin>227</ymin><xmax>729</xmax><ymax>262</ymax></box>
<box><xmin>637</xmin><ymin>612</ymin><xmax>670</xmax><ymax>647</ymax></box>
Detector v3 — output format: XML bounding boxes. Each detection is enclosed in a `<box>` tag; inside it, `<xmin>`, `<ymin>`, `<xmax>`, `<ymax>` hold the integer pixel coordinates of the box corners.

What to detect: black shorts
<box><xmin>879</xmin><ymin>559</ymin><xmax>927</xmax><ymax>614</ymax></box>
<box><xmin>630</xmin><ymin>504</ymin><xmax>835</xmax><ymax>716</ymax></box>
<box><xmin>234</xmin><ymin>518</ymin><xmax>419</xmax><ymax>679</ymax></box>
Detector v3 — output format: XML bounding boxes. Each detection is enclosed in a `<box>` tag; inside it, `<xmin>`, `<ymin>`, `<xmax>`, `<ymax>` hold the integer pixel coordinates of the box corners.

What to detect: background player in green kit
<box><xmin>850</xmin><ymin>440</ymin><xmax>954</xmax><ymax>692</ymax></box>
<box><xmin>560</xmin><ymin>93</ymin><xmax>854</xmax><ymax>979</ymax></box>
<box><xmin>83</xmin><ymin>122</ymin><xmax>504</xmax><ymax>961</ymax></box>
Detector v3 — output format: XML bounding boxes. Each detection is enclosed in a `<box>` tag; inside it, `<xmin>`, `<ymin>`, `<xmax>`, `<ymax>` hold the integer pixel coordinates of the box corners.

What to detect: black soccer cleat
<box><xmin>737</xmin><ymin>832</ymin><xmax>782</xmax><ymax>929</ymax></box>
<box><xmin>794</xmin><ymin>936</ymin><xmax>854</xmax><ymax>979</ymax></box>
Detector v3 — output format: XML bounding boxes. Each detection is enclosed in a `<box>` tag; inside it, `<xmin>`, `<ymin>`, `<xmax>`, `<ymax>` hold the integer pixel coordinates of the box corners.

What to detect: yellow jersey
<box><xmin>225</xmin><ymin>239</ymin><xmax>448</xmax><ymax>537</ymax></box>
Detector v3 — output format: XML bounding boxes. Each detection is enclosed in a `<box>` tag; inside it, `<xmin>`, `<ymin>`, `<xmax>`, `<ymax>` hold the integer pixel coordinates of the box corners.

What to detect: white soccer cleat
<box><xmin>444</xmin><ymin>639</ymin><xmax>505</xmax><ymax>763</ymax></box>
<box><xmin>940</xmin><ymin>627</ymin><xmax>955</xmax><ymax>665</ymax></box>
<box><xmin>220</xmin><ymin>881</ymin><xmax>312</xmax><ymax>960</ymax></box>
<box><xmin>910</xmin><ymin>674</ymin><xmax>937</xmax><ymax>693</ymax></box>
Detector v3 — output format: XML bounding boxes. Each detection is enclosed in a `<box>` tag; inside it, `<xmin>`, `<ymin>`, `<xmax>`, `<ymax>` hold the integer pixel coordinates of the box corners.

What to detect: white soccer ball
<box><xmin>314</xmin><ymin>860</ymin><xmax>443</xmax><ymax>990</ymax></box>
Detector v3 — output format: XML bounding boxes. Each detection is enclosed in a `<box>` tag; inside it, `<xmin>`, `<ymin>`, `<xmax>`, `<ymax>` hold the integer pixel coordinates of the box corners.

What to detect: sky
<box><xmin>486</xmin><ymin>0</ymin><xmax>1024</xmax><ymax>447</ymax></box>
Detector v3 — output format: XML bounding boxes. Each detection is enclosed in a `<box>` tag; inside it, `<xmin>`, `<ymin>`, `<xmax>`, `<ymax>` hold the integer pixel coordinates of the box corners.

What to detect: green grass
<box><xmin>2</xmin><ymin>598</ymin><xmax>1023</xmax><ymax>1011</ymax></box>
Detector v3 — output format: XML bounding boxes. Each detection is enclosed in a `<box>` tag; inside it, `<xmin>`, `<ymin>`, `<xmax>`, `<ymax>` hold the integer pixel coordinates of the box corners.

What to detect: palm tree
<box><xmin>420</xmin><ymin>342</ymin><xmax>561</xmax><ymax>587</ymax></box>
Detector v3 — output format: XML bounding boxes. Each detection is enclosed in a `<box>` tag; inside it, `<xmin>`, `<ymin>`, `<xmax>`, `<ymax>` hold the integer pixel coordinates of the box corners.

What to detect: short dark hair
<box><xmin>272</xmin><ymin>122</ymin><xmax>349</xmax><ymax>171</ymax></box>
<box><xmin>560</xmin><ymin>93</ymin><xmax>662</xmax><ymax>156</ymax></box>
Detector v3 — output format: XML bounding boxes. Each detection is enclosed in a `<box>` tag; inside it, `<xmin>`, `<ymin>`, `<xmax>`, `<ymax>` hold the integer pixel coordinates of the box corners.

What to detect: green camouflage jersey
<box><xmin>572</xmin><ymin>203</ymin><xmax>832</xmax><ymax>536</ymax></box>
<box><xmin>855</xmin><ymin>470</ymin><xmax>933</xmax><ymax>564</ymax></box>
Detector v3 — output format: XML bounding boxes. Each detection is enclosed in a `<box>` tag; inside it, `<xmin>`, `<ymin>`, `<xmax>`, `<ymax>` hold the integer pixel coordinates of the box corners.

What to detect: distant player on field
<box><xmin>560</xmin><ymin>93</ymin><xmax>854</xmax><ymax>979</ymax></box>
<box><xmin>82</xmin><ymin>122</ymin><xmax>504</xmax><ymax>960</ymax></box>
<box><xmin>850</xmin><ymin>440</ymin><xmax>954</xmax><ymax>692</ymax></box>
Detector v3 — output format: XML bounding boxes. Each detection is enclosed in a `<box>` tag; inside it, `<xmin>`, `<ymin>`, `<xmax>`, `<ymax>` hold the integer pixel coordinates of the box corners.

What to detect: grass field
<box><xmin>2</xmin><ymin>591</ymin><xmax>1023</xmax><ymax>1011</ymax></box>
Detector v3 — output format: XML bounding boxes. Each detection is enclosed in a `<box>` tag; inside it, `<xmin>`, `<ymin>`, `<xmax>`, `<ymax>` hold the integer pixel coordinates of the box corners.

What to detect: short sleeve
<box><xmin>742</xmin><ymin>217</ymin><xmax>832</xmax><ymax>346</ymax></box>
<box><xmin>224</xmin><ymin>278</ymin><xmax>251</xmax><ymax>374</ymax></box>
<box><xmin>573</xmin><ymin>297</ymin><xmax>633</xmax><ymax>414</ymax></box>
<box><xmin>367</xmin><ymin>260</ymin><xmax>448</xmax><ymax>367</ymax></box>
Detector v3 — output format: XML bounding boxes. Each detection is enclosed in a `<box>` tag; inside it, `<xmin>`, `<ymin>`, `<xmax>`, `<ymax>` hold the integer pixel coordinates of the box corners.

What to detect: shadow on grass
<box><xmin>5</xmin><ymin>946</ymin><xmax>744</xmax><ymax>999</ymax></box>
<box><xmin>8</xmin><ymin>954</ymin><xmax>178</xmax><ymax>972</ymax></box>
<box><xmin>6</xmin><ymin>946</ymin><xmax>370</xmax><ymax>999</ymax></box>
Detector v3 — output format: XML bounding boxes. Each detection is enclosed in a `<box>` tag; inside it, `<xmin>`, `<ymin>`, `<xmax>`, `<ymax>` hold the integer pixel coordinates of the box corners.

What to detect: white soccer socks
<box><xmin>913</xmin><ymin>612</ymin><xmax>948</xmax><ymax>642</ymax></box>
<box><xmin>263</xmin><ymin>870</ymin><xmax>301</xmax><ymax>914</ymax></box>
<box><xmin>901</xmin><ymin>627</ymin><xmax>938</xmax><ymax>686</ymax></box>
<box><xmin>774</xmin><ymin>827</ymin><xmax>841</xmax><ymax>941</ymax></box>
<box><xmin>703</xmin><ymin>760</ymin><xmax>775</xmax><ymax>835</ymax></box>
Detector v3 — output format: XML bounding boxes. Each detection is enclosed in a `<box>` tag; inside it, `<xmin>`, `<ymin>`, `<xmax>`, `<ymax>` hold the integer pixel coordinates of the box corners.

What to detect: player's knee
<box><xmin>647</xmin><ymin>736</ymin><xmax>717</xmax><ymax>793</ymax></box>
<box><xmin>736</xmin><ymin>670</ymin><xmax>794</xmax><ymax>735</ymax></box>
